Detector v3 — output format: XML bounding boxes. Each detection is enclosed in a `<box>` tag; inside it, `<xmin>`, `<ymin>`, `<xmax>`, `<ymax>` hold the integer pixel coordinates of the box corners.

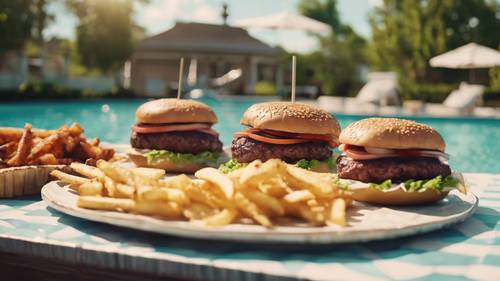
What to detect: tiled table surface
<box><xmin>0</xmin><ymin>173</ymin><xmax>499</xmax><ymax>281</ymax></box>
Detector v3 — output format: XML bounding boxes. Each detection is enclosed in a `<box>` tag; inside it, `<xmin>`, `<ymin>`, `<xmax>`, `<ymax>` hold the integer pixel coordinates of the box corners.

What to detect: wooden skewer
<box><xmin>291</xmin><ymin>55</ymin><xmax>296</xmax><ymax>103</ymax></box>
<box><xmin>177</xmin><ymin>57</ymin><xmax>184</xmax><ymax>99</ymax></box>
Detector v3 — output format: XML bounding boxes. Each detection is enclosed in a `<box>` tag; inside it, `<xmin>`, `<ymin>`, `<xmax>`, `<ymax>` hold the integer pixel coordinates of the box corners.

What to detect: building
<box><xmin>129</xmin><ymin>22</ymin><xmax>281</xmax><ymax>97</ymax></box>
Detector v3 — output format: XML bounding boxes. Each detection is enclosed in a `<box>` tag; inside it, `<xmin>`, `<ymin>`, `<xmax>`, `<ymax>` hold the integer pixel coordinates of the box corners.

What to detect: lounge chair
<box><xmin>318</xmin><ymin>72</ymin><xmax>399</xmax><ymax>114</ymax></box>
<box><xmin>424</xmin><ymin>82</ymin><xmax>485</xmax><ymax>116</ymax></box>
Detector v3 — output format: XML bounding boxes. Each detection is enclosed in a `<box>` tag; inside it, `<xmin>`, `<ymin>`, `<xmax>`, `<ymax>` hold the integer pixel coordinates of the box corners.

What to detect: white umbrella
<box><xmin>234</xmin><ymin>10</ymin><xmax>331</xmax><ymax>35</ymax></box>
<box><xmin>430</xmin><ymin>42</ymin><xmax>500</xmax><ymax>82</ymax></box>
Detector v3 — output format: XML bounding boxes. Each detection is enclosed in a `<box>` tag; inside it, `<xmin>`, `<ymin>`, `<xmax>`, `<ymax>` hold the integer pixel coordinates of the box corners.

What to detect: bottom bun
<box><xmin>352</xmin><ymin>188</ymin><xmax>449</xmax><ymax>205</ymax></box>
<box><xmin>127</xmin><ymin>152</ymin><xmax>206</xmax><ymax>174</ymax></box>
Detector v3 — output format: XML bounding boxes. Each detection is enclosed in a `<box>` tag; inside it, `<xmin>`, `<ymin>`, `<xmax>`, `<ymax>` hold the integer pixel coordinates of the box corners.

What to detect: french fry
<box><xmin>284</xmin><ymin>165</ymin><xmax>334</xmax><ymax>197</ymax></box>
<box><xmin>80</xmin><ymin>140</ymin><xmax>101</xmax><ymax>159</ymax></box>
<box><xmin>134</xmin><ymin>201</ymin><xmax>182</xmax><ymax>218</ymax></box>
<box><xmin>78</xmin><ymin>181</ymin><xmax>104</xmax><ymax>196</ymax></box>
<box><xmin>204</xmin><ymin>209</ymin><xmax>238</xmax><ymax>227</ymax></box>
<box><xmin>27</xmin><ymin>132</ymin><xmax>63</xmax><ymax>161</ymax></box>
<box><xmin>328</xmin><ymin>198</ymin><xmax>346</xmax><ymax>226</ymax></box>
<box><xmin>130</xmin><ymin>167</ymin><xmax>165</xmax><ymax>180</ymax></box>
<box><xmin>239</xmin><ymin>159</ymin><xmax>283</xmax><ymax>187</ymax></box>
<box><xmin>241</xmin><ymin>189</ymin><xmax>284</xmax><ymax>217</ymax></box>
<box><xmin>115</xmin><ymin>183</ymin><xmax>135</xmax><ymax>199</ymax></box>
<box><xmin>283</xmin><ymin>190</ymin><xmax>315</xmax><ymax>203</ymax></box>
<box><xmin>138</xmin><ymin>187</ymin><xmax>190</xmax><ymax>205</ymax></box>
<box><xmin>234</xmin><ymin>192</ymin><xmax>271</xmax><ymax>227</ymax></box>
<box><xmin>160</xmin><ymin>174</ymin><xmax>193</xmax><ymax>189</ymax></box>
<box><xmin>182</xmin><ymin>181</ymin><xmax>228</xmax><ymax>209</ymax></box>
<box><xmin>96</xmin><ymin>160</ymin><xmax>135</xmax><ymax>185</ymax></box>
<box><xmin>195</xmin><ymin>167</ymin><xmax>234</xmax><ymax>199</ymax></box>
<box><xmin>258</xmin><ymin>177</ymin><xmax>290</xmax><ymax>197</ymax></box>
<box><xmin>78</xmin><ymin>196</ymin><xmax>135</xmax><ymax>211</ymax></box>
<box><xmin>39</xmin><ymin>153</ymin><xmax>58</xmax><ymax>165</ymax></box>
<box><xmin>70</xmin><ymin>162</ymin><xmax>105</xmax><ymax>179</ymax></box>
<box><xmin>89</xmin><ymin>138</ymin><xmax>99</xmax><ymax>146</ymax></box>
<box><xmin>67</xmin><ymin>122</ymin><xmax>84</xmax><ymax>136</ymax></box>
<box><xmin>7</xmin><ymin>124</ymin><xmax>33</xmax><ymax>166</ymax></box>
<box><xmin>50</xmin><ymin>170</ymin><xmax>90</xmax><ymax>188</ymax></box>
<box><xmin>0</xmin><ymin>141</ymin><xmax>18</xmax><ymax>159</ymax></box>
<box><xmin>103</xmin><ymin>176</ymin><xmax>117</xmax><ymax>197</ymax></box>
<box><xmin>296</xmin><ymin>203</ymin><xmax>324</xmax><ymax>225</ymax></box>
<box><xmin>183</xmin><ymin>202</ymin><xmax>218</xmax><ymax>220</ymax></box>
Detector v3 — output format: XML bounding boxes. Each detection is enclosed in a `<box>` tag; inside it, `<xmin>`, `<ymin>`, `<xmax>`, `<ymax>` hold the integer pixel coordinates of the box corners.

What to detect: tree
<box><xmin>298</xmin><ymin>0</ymin><xmax>367</xmax><ymax>96</ymax></box>
<box><xmin>32</xmin><ymin>0</ymin><xmax>55</xmax><ymax>45</ymax></box>
<box><xmin>368</xmin><ymin>0</ymin><xmax>500</xmax><ymax>83</ymax></box>
<box><xmin>0</xmin><ymin>0</ymin><xmax>35</xmax><ymax>54</ymax></box>
<box><xmin>67</xmin><ymin>0</ymin><xmax>143</xmax><ymax>74</ymax></box>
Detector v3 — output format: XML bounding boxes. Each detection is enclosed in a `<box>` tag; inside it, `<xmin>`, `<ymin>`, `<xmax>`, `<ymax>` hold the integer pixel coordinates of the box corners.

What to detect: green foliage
<box><xmin>298</xmin><ymin>0</ymin><xmax>367</xmax><ymax>96</ymax></box>
<box><xmin>0</xmin><ymin>0</ymin><xmax>55</xmax><ymax>54</ymax></box>
<box><xmin>0</xmin><ymin>79</ymin><xmax>135</xmax><ymax>101</ymax></box>
<box><xmin>400</xmin><ymin>81</ymin><xmax>455</xmax><ymax>103</ymax></box>
<box><xmin>0</xmin><ymin>0</ymin><xmax>34</xmax><ymax>53</ymax></box>
<box><xmin>67</xmin><ymin>0</ymin><xmax>138</xmax><ymax>74</ymax></box>
<box><xmin>32</xmin><ymin>0</ymin><xmax>55</xmax><ymax>44</ymax></box>
<box><xmin>254</xmin><ymin>81</ymin><xmax>277</xmax><ymax>95</ymax></box>
<box><xmin>298</xmin><ymin>0</ymin><xmax>343</xmax><ymax>34</ymax></box>
<box><xmin>490</xmin><ymin>67</ymin><xmax>500</xmax><ymax>91</ymax></box>
<box><xmin>368</xmin><ymin>0</ymin><xmax>500</xmax><ymax>83</ymax></box>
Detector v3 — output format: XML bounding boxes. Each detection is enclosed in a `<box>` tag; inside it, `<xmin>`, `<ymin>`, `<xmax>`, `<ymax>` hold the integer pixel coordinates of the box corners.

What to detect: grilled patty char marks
<box><xmin>231</xmin><ymin>136</ymin><xmax>331</xmax><ymax>163</ymax></box>
<box><xmin>336</xmin><ymin>155</ymin><xmax>451</xmax><ymax>183</ymax></box>
<box><xmin>131</xmin><ymin>131</ymin><xmax>223</xmax><ymax>153</ymax></box>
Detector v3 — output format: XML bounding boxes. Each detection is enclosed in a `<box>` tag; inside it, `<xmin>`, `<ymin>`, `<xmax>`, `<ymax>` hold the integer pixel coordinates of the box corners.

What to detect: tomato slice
<box><xmin>132</xmin><ymin>123</ymin><xmax>212</xmax><ymax>134</ymax></box>
<box><xmin>234</xmin><ymin>131</ymin><xmax>310</xmax><ymax>145</ymax></box>
<box><xmin>237</xmin><ymin>129</ymin><xmax>337</xmax><ymax>147</ymax></box>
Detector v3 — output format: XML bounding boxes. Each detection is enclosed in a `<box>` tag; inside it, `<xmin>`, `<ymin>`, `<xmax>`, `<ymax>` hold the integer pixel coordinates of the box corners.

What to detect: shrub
<box><xmin>399</xmin><ymin>81</ymin><xmax>456</xmax><ymax>103</ymax></box>
<box><xmin>254</xmin><ymin>81</ymin><xmax>277</xmax><ymax>96</ymax></box>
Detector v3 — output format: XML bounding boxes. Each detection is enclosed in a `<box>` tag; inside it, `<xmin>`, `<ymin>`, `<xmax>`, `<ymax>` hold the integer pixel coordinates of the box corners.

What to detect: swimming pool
<box><xmin>1</xmin><ymin>98</ymin><xmax>499</xmax><ymax>173</ymax></box>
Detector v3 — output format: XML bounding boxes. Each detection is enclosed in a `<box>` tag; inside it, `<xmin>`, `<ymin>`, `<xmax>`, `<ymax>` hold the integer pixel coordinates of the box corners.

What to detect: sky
<box><xmin>45</xmin><ymin>0</ymin><xmax>379</xmax><ymax>53</ymax></box>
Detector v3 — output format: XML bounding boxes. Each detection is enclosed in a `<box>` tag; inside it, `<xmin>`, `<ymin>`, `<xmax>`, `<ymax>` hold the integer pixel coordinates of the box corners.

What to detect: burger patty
<box><xmin>336</xmin><ymin>155</ymin><xmax>451</xmax><ymax>183</ymax></box>
<box><xmin>131</xmin><ymin>131</ymin><xmax>223</xmax><ymax>153</ymax></box>
<box><xmin>231</xmin><ymin>137</ymin><xmax>331</xmax><ymax>163</ymax></box>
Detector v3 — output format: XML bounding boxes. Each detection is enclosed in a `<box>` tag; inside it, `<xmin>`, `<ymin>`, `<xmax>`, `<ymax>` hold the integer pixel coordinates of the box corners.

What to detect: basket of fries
<box><xmin>0</xmin><ymin>123</ymin><xmax>115</xmax><ymax>198</ymax></box>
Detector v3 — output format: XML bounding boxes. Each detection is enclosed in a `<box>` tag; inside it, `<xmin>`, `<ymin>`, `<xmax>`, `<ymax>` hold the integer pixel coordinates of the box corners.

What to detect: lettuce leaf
<box><xmin>145</xmin><ymin>150</ymin><xmax>220</xmax><ymax>165</ymax></box>
<box><xmin>219</xmin><ymin>159</ymin><xmax>248</xmax><ymax>174</ymax></box>
<box><xmin>219</xmin><ymin>155</ymin><xmax>337</xmax><ymax>174</ymax></box>
<box><xmin>295</xmin><ymin>155</ymin><xmax>337</xmax><ymax>171</ymax></box>
<box><xmin>370</xmin><ymin>175</ymin><xmax>459</xmax><ymax>192</ymax></box>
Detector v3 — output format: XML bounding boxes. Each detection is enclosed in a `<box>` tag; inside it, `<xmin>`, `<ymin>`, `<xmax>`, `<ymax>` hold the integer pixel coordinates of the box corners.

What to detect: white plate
<box><xmin>41</xmin><ymin>181</ymin><xmax>478</xmax><ymax>244</ymax></box>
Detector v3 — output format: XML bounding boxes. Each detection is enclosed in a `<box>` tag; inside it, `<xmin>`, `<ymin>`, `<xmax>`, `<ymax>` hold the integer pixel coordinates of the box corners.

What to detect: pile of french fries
<box><xmin>50</xmin><ymin>159</ymin><xmax>352</xmax><ymax>227</ymax></box>
<box><xmin>0</xmin><ymin>123</ymin><xmax>114</xmax><ymax>168</ymax></box>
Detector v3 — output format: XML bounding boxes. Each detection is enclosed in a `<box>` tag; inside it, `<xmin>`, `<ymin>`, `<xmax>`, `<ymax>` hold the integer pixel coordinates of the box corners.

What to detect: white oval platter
<box><xmin>41</xmin><ymin>181</ymin><xmax>478</xmax><ymax>244</ymax></box>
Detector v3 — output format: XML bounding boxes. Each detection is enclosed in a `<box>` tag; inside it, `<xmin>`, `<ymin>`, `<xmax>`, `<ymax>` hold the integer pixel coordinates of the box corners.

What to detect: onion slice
<box><xmin>341</xmin><ymin>144</ymin><xmax>449</xmax><ymax>161</ymax></box>
<box><xmin>132</xmin><ymin>123</ymin><xmax>216</xmax><ymax>135</ymax></box>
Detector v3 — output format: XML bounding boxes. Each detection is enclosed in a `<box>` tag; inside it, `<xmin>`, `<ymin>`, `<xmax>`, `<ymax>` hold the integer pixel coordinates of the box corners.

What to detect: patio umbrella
<box><xmin>234</xmin><ymin>11</ymin><xmax>332</xmax><ymax>35</ymax></box>
<box><xmin>429</xmin><ymin>42</ymin><xmax>500</xmax><ymax>82</ymax></box>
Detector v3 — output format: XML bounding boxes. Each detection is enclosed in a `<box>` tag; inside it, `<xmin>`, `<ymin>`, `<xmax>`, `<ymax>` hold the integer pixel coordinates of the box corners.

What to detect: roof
<box><xmin>135</xmin><ymin>22</ymin><xmax>278</xmax><ymax>56</ymax></box>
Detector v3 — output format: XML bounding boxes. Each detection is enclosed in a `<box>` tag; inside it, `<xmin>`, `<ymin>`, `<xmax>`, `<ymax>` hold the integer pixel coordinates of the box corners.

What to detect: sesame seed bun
<box><xmin>241</xmin><ymin>102</ymin><xmax>340</xmax><ymax>137</ymax></box>
<box><xmin>136</xmin><ymin>99</ymin><xmax>217</xmax><ymax>124</ymax></box>
<box><xmin>351</xmin><ymin>187</ymin><xmax>449</xmax><ymax>205</ymax></box>
<box><xmin>339</xmin><ymin>118</ymin><xmax>445</xmax><ymax>152</ymax></box>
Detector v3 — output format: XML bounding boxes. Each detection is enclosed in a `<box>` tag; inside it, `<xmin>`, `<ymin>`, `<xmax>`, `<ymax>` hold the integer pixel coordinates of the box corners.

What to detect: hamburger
<box><xmin>336</xmin><ymin>118</ymin><xmax>465</xmax><ymax>205</ymax></box>
<box><xmin>128</xmin><ymin>98</ymin><xmax>223</xmax><ymax>173</ymax></box>
<box><xmin>222</xmin><ymin>101</ymin><xmax>340</xmax><ymax>173</ymax></box>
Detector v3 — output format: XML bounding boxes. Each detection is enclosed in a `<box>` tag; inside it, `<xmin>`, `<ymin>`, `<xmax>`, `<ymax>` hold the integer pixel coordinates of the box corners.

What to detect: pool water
<box><xmin>1</xmin><ymin>98</ymin><xmax>499</xmax><ymax>173</ymax></box>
